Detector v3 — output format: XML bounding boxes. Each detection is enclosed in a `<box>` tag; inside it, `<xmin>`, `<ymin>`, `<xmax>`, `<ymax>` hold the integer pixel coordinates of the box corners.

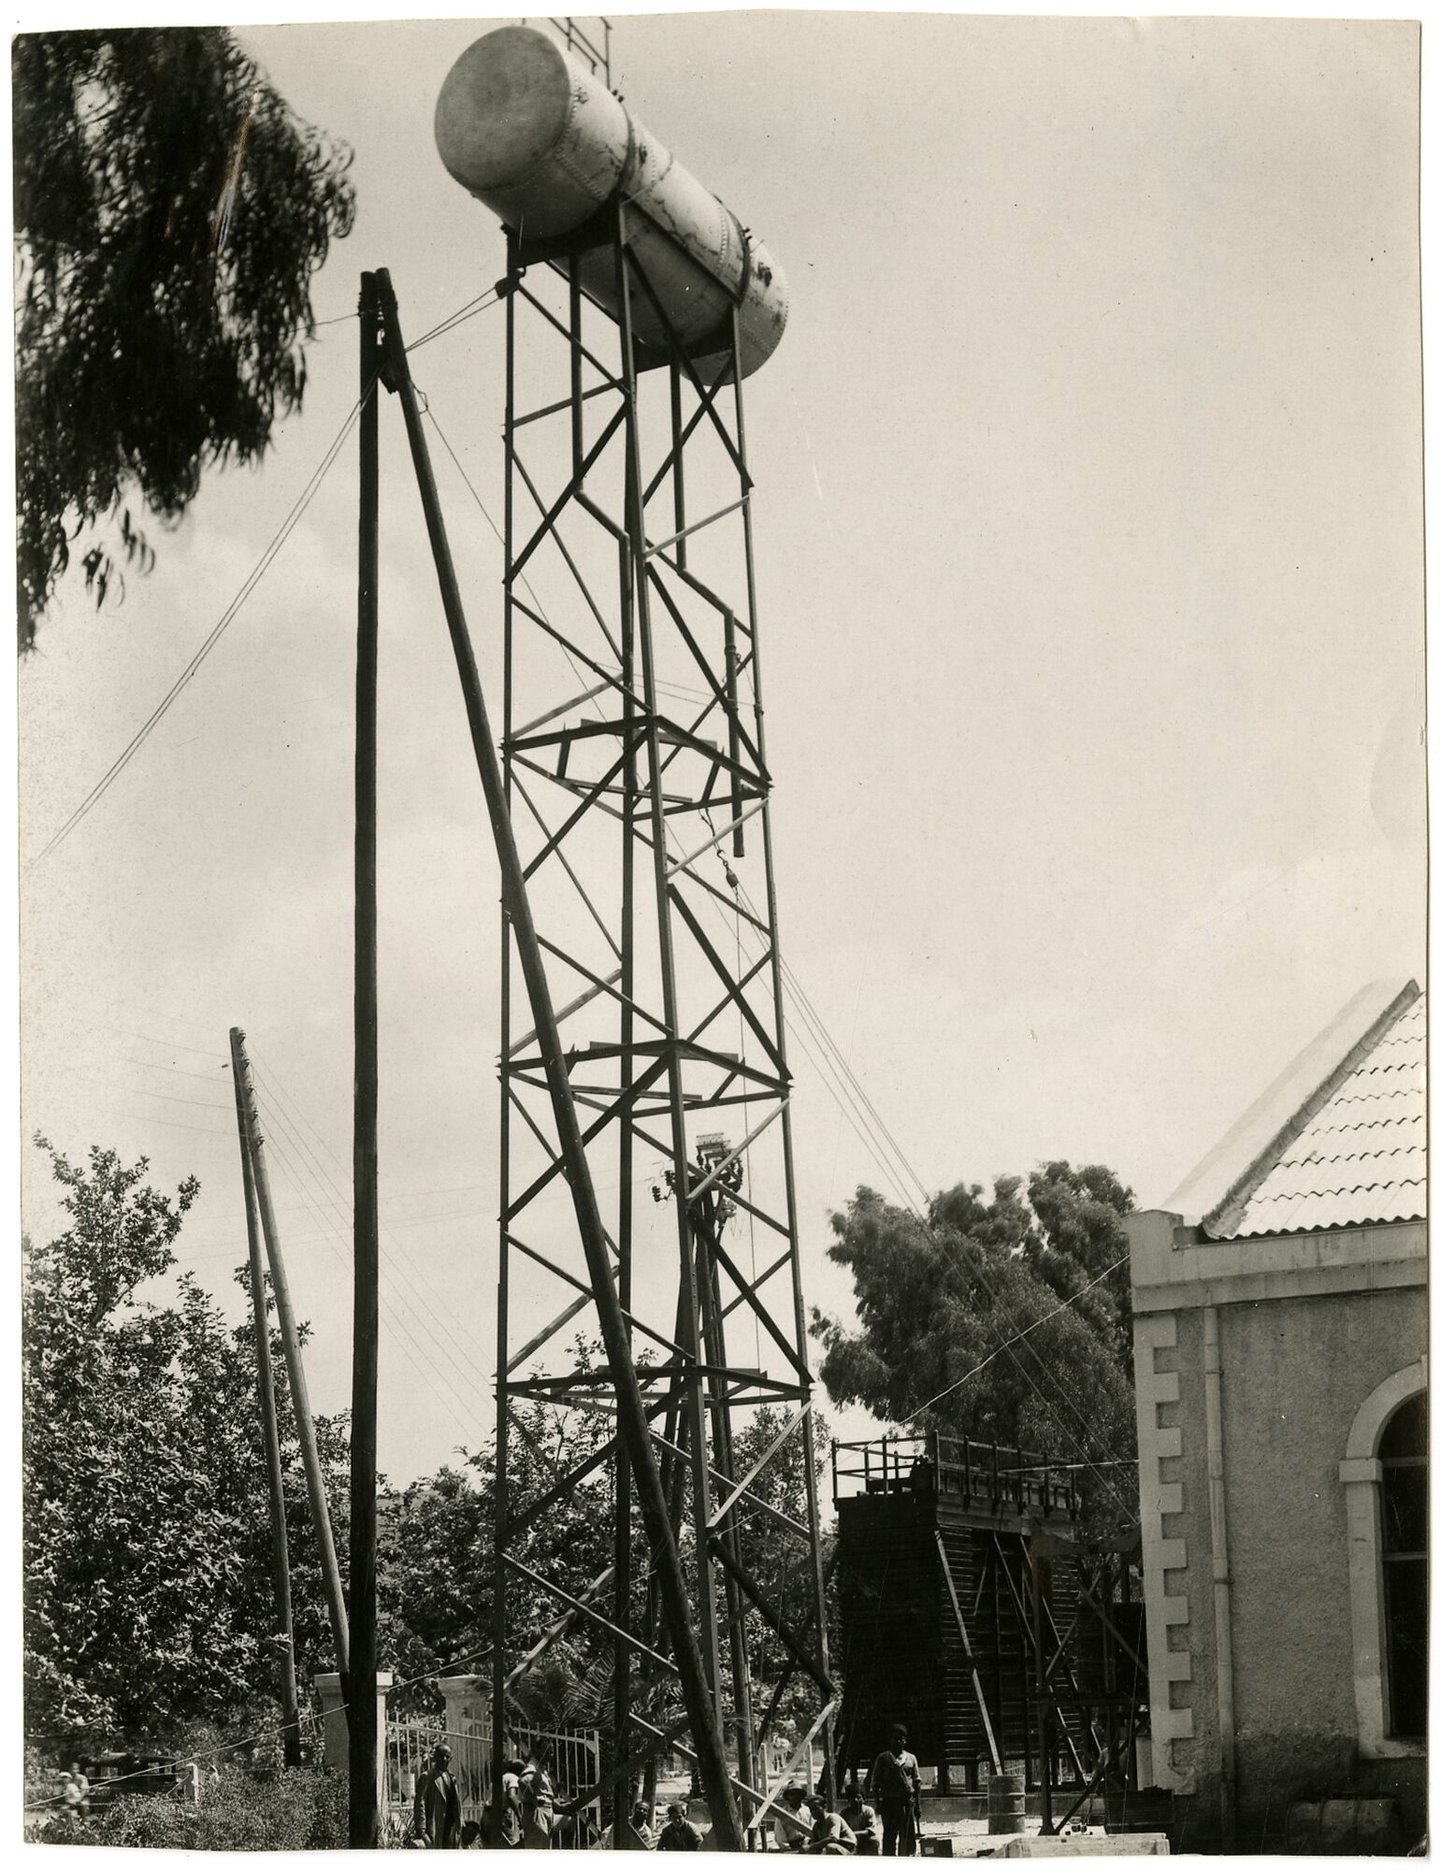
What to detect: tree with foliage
<box><xmin>13</xmin><ymin>27</ymin><xmax>355</xmax><ymax>649</ymax></box>
<box><xmin>373</xmin><ymin>1340</ymin><xmax>622</xmax><ymax>1725</ymax></box>
<box><xmin>813</xmin><ymin>1163</ymin><xmax>1137</xmax><ymax>1529</ymax></box>
<box><xmin>23</xmin><ymin>1136</ymin><xmax>350</xmax><ymax>1752</ymax></box>
<box><xmin>377</xmin><ymin>1465</ymin><xmax>491</xmax><ymax>1720</ymax></box>
<box><xmin>25</xmin><ymin>1132</ymin><xmax>830</xmax><ymax>1789</ymax></box>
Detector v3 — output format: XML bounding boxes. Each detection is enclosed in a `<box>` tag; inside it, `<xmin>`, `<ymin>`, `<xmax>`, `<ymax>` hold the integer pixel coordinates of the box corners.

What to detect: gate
<box><xmin>385</xmin><ymin>1711</ymin><xmax>601</xmax><ymax>1844</ymax></box>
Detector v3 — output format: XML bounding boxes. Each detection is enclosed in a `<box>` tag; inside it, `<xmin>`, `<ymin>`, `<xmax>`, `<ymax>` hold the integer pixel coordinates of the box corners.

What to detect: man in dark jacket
<box><xmin>657</xmin><ymin>1800</ymin><xmax>704</xmax><ymax>1849</ymax></box>
<box><xmin>414</xmin><ymin>1743</ymin><xmax>463</xmax><ymax>1849</ymax></box>
<box><xmin>865</xmin><ymin>1726</ymin><xmax>921</xmax><ymax>1857</ymax></box>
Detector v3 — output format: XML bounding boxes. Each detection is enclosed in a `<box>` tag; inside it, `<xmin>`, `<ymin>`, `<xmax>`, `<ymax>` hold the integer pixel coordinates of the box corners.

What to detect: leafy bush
<box><xmin>55</xmin><ymin>1768</ymin><xmax>346</xmax><ymax>1850</ymax></box>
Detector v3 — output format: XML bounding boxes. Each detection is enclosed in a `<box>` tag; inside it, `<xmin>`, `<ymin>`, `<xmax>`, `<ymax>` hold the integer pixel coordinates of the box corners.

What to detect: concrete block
<box><xmin>1134</xmin><ymin>1312</ymin><xmax>1178</xmax><ymax>1352</ymax></box>
<box><xmin>1141</xmin><ymin>1370</ymin><xmax>1180</xmax><ymax>1407</ymax></box>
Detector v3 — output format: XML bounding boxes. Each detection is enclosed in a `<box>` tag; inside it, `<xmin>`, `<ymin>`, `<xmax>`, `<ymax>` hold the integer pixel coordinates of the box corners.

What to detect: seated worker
<box><xmin>600</xmin><ymin>1800</ymin><xmax>655</xmax><ymax>1849</ymax></box>
<box><xmin>840</xmin><ymin>1793</ymin><xmax>880</xmax><ymax>1856</ymax></box>
<box><xmin>804</xmin><ymin>1796</ymin><xmax>857</xmax><ymax>1855</ymax></box>
<box><xmin>656</xmin><ymin>1801</ymin><xmax>704</xmax><ymax>1850</ymax></box>
<box><xmin>773</xmin><ymin>1785</ymin><xmax>812</xmax><ymax>1851</ymax></box>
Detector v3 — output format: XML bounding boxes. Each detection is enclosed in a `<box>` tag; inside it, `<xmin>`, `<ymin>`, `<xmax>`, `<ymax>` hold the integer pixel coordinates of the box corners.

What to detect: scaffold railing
<box><xmin>831</xmin><ymin>1432</ymin><xmax>1082</xmax><ymax>1520</ymax></box>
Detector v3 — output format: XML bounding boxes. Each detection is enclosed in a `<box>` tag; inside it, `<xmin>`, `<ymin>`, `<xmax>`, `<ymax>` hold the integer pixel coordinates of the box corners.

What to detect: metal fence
<box><xmin>385</xmin><ymin>1711</ymin><xmax>601</xmax><ymax>1844</ymax></box>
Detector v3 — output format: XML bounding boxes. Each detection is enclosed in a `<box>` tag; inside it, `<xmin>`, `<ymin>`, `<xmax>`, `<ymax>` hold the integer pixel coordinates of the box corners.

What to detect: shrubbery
<box><xmin>47</xmin><ymin>1768</ymin><xmax>346</xmax><ymax>1851</ymax></box>
<box><xmin>24</xmin><ymin>1139</ymin><xmax>351</xmax><ymax>1745</ymax></box>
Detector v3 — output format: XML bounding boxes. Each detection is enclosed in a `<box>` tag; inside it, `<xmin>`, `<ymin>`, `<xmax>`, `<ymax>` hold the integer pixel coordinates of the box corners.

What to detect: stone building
<box><xmin>1124</xmin><ymin>978</ymin><xmax>1426</xmax><ymax>1850</ymax></box>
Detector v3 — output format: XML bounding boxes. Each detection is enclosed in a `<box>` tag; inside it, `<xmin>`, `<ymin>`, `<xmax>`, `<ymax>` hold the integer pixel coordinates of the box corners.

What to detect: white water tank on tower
<box><xmin>434</xmin><ymin>25</ymin><xmax>788</xmax><ymax>379</ymax></box>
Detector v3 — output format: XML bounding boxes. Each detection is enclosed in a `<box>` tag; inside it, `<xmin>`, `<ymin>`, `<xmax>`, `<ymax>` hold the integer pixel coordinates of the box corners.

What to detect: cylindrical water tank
<box><xmin>434</xmin><ymin>26</ymin><xmax>788</xmax><ymax>380</ymax></box>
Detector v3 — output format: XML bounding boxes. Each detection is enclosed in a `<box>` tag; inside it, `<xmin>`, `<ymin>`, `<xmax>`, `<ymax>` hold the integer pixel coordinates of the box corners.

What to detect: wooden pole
<box><xmin>230</xmin><ymin>1048</ymin><xmax>301</xmax><ymax>1767</ymax></box>
<box><xmin>373</xmin><ymin>265</ymin><xmax>744</xmax><ymax>1851</ymax></box>
<box><xmin>1032</xmin><ymin>1537</ymin><xmax>1054</xmax><ymax>1836</ymax></box>
<box><xmin>349</xmin><ymin>268</ymin><xmax>382</xmax><ymax>1849</ymax></box>
<box><xmin>231</xmin><ymin>1027</ymin><xmax>351</xmax><ymax>1680</ymax></box>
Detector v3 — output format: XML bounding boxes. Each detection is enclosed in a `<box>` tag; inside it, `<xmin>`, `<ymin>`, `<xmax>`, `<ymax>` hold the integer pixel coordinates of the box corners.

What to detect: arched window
<box><xmin>1379</xmin><ymin>1394</ymin><xmax>1427</xmax><ymax>1740</ymax></box>
<box><xmin>1341</xmin><ymin>1360</ymin><xmax>1428</xmax><ymax>1759</ymax></box>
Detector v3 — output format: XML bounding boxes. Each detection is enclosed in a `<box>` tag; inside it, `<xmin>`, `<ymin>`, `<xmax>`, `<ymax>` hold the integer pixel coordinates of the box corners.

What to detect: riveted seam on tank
<box><xmin>550</xmin><ymin>144</ymin><xmax>620</xmax><ymax>210</ymax></box>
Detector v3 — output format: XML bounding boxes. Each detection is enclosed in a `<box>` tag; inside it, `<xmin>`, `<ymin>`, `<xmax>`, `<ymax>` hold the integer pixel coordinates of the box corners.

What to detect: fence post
<box><xmin>440</xmin><ymin>1675</ymin><xmax>493</xmax><ymax>1817</ymax></box>
<box><xmin>316</xmin><ymin>1670</ymin><xmax>392</xmax><ymax>1806</ymax></box>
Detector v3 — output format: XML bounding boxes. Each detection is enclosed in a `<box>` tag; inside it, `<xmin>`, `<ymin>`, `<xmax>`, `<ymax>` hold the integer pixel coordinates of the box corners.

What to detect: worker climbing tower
<box><xmin>434</xmin><ymin>22</ymin><xmax>833</xmax><ymax>1840</ymax></box>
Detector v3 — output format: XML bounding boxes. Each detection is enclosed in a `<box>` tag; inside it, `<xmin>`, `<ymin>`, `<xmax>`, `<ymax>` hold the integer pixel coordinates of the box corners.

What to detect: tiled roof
<box><xmin>1209</xmin><ymin>991</ymin><xmax>1426</xmax><ymax>1240</ymax></box>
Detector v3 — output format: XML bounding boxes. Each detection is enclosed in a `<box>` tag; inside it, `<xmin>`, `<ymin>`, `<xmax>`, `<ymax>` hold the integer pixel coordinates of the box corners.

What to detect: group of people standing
<box><xmin>408</xmin><ymin>1721</ymin><xmax>924</xmax><ymax>1855</ymax></box>
<box><xmin>410</xmin><ymin>1742</ymin><xmax>555</xmax><ymax>1850</ymax></box>
<box><xmin>412</xmin><ymin>1743</ymin><xmax>709</xmax><ymax>1853</ymax></box>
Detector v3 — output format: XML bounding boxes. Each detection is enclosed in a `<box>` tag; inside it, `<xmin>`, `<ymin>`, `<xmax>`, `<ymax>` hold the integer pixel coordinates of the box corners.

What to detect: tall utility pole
<box><xmin>349</xmin><ymin>269</ymin><xmax>383</xmax><ymax>1850</ymax></box>
<box><xmin>231</xmin><ymin>1027</ymin><xmax>351</xmax><ymax>1681</ymax></box>
<box><xmin>230</xmin><ymin>1055</ymin><xmax>301</xmax><ymax>1767</ymax></box>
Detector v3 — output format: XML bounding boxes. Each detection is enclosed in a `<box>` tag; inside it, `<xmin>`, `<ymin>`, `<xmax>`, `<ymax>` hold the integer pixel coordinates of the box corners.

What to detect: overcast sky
<box><xmin>18</xmin><ymin>10</ymin><xmax>1424</xmax><ymax>1486</ymax></box>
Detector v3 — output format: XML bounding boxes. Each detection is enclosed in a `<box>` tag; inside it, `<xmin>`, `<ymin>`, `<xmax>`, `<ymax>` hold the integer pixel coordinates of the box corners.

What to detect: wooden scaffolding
<box><xmin>832</xmin><ymin>1434</ymin><xmax>1149</xmax><ymax>1828</ymax></box>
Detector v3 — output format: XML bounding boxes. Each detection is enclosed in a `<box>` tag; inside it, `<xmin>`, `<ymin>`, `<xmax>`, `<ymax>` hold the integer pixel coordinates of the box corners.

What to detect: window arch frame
<box><xmin>1340</xmin><ymin>1358</ymin><xmax>1428</xmax><ymax>1759</ymax></box>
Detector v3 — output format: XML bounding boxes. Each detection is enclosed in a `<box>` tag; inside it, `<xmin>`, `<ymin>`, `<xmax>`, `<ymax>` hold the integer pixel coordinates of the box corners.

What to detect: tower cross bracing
<box><xmin>490</xmin><ymin>200</ymin><xmax>833</xmax><ymax>1831</ymax></box>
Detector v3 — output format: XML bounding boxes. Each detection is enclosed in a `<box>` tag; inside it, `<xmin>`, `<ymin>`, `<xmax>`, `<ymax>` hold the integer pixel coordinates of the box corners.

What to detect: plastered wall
<box><xmin>1130</xmin><ymin>1220</ymin><xmax>1426</xmax><ymax>1848</ymax></box>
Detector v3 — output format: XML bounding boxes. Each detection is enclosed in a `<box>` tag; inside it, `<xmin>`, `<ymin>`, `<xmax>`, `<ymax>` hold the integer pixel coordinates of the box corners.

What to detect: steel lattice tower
<box><xmin>488</xmin><ymin>194</ymin><xmax>835</xmax><ymax>1829</ymax></box>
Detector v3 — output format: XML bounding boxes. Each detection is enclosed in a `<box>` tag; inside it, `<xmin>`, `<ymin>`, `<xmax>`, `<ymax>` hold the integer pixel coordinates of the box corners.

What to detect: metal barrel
<box><xmin>1285</xmin><ymin>1798</ymin><xmax>1402</xmax><ymax>1855</ymax></box>
<box><xmin>434</xmin><ymin>25</ymin><xmax>788</xmax><ymax>380</ymax></box>
<box><xmin>986</xmin><ymin>1772</ymin><xmax>1027</xmax><ymax>1835</ymax></box>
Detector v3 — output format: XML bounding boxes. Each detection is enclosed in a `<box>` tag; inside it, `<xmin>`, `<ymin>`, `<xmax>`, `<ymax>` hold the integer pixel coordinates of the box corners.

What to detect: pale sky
<box><xmin>17</xmin><ymin>11</ymin><xmax>1425</xmax><ymax>1486</ymax></box>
